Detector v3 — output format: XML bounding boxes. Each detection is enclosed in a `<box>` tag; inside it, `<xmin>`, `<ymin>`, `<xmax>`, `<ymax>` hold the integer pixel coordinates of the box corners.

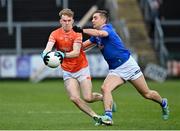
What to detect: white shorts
<box><xmin>108</xmin><ymin>56</ymin><xmax>143</xmax><ymax>81</ymax></box>
<box><xmin>62</xmin><ymin>66</ymin><xmax>91</xmax><ymax>82</ymax></box>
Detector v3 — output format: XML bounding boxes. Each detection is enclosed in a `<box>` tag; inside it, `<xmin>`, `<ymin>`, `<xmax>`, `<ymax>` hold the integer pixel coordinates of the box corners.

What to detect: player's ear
<box><xmin>72</xmin><ymin>19</ymin><xmax>74</xmax><ymax>24</ymax></box>
<box><xmin>59</xmin><ymin>19</ymin><xmax>62</xmax><ymax>24</ymax></box>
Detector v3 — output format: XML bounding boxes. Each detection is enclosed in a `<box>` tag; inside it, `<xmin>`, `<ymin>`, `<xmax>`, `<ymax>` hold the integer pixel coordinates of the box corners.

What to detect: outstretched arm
<box><xmin>83</xmin><ymin>28</ymin><xmax>108</xmax><ymax>37</ymax></box>
<box><xmin>73</xmin><ymin>26</ymin><xmax>108</xmax><ymax>37</ymax></box>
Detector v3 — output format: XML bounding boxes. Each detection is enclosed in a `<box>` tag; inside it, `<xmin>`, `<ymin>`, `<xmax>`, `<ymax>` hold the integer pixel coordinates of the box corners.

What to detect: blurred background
<box><xmin>0</xmin><ymin>0</ymin><xmax>180</xmax><ymax>81</ymax></box>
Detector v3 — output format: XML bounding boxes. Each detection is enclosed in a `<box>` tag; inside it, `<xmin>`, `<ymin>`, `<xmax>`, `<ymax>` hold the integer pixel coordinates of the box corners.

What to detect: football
<box><xmin>46</xmin><ymin>51</ymin><xmax>61</xmax><ymax>68</ymax></box>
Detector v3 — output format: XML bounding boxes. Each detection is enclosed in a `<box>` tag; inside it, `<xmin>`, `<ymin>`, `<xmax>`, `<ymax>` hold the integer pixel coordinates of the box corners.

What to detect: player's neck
<box><xmin>99</xmin><ymin>24</ymin><xmax>107</xmax><ymax>29</ymax></box>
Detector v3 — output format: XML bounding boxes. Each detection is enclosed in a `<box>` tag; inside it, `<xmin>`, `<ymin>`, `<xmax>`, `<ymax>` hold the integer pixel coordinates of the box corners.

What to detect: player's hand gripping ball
<box><xmin>42</xmin><ymin>51</ymin><xmax>65</xmax><ymax>68</ymax></box>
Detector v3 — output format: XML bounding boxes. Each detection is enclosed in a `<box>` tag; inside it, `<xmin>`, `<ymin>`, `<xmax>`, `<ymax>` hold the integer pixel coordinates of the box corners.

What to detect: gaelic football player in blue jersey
<box><xmin>73</xmin><ymin>10</ymin><xmax>169</xmax><ymax>125</ymax></box>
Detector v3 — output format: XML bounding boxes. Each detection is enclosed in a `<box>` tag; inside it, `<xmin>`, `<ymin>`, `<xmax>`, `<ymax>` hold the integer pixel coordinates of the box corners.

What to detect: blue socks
<box><xmin>105</xmin><ymin>110</ymin><xmax>112</xmax><ymax>118</ymax></box>
<box><xmin>161</xmin><ymin>99</ymin><xmax>167</xmax><ymax>108</ymax></box>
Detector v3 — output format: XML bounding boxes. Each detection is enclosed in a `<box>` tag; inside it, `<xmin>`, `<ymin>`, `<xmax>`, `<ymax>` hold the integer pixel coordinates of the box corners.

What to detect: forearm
<box><xmin>83</xmin><ymin>29</ymin><xmax>104</xmax><ymax>37</ymax></box>
<box><xmin>83</xmin><ymin>41</ymin><xmax>96</xmax><ymax>51</ymax></box>
<box><xmin>73</xmin><ymin>26</ymin><xmax>108</xmax><ymax>37</ymax></box>
<box><xmin>43</xmin><ymin>41</ymin><xmax>54</xmax><ymax>53</ymax></box>
<box><xmin>65</xmin><ymin>50</ymin><xmax>79</xmax><ymax>58</ymax></box>
<box><xmin>65</xmin><ymin>43</ymin><xmax>81</xmax><ymax>58</ymax></box>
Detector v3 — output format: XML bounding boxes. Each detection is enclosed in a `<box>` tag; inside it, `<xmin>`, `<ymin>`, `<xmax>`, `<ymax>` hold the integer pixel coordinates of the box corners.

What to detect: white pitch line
<box><xmin>27</xmin><ymin>110</ymin><xmax>82</xmax><ymax>114</ymax></box>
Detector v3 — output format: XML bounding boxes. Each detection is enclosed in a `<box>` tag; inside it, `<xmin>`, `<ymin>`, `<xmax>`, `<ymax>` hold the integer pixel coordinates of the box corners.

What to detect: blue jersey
<box><xmin>89</xmin><ymin>24</ymin><xmax>130</xmax><ymax>69</ymax></box>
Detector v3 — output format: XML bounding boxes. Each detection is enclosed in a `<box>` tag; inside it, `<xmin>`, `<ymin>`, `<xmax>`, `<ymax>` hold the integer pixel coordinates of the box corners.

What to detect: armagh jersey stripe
<box><xmin>48</xmin><ymin>27</ymin><xmax>88</xmax><ymax>72</ymax></box>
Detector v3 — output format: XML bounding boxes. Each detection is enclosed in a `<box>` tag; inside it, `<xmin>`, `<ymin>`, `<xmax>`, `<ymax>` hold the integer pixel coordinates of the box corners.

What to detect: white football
<box><xmin>46</xmin><ymin>52</ymin><xmax>61</xmax><ymax>68</ymax></box>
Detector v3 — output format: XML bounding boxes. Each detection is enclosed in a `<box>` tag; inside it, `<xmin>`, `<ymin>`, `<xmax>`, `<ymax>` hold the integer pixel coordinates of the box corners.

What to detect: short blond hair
<box><xmin>59</xmin><ymin>8</ymin><xmax>74</xmax><ymax>18</ymax></box>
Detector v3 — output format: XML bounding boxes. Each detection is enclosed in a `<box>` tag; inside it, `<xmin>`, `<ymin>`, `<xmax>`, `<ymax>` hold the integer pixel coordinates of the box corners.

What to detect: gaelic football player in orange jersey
<box><xmin>41</xmin><ymin>8</ymin><xmax>103</xmax><ymax>124</ymax></box>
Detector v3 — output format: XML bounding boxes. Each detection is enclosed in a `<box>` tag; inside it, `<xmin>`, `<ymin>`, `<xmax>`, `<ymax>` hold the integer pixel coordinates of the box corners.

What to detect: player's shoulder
<box><xmin>52</xmin><ymin>28</ymin><xmax>62</xmax><ymax>34</ymax></box>
<box><xmin>50</xmin><ymin>28</ymin><xmax>58</xmax><ymax>34</ymax></box>
<box><xmin>71</xmin><ymin>29</ymin><xmax>81</xmax><ymax>35</ymax></box>
<box><xmin>70</xmin><ymin>30</ymin><xmax>82</xmax><ymax>38</ymax></box>
<box><xmin>75</xmin><ymin>32</ymin><xmax>82</xmax><ymax>37</ymax></box>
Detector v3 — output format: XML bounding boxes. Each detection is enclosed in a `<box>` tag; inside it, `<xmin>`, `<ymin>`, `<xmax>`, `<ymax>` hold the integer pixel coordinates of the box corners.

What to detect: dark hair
<box><xmin>93</xmin><ymin>10</ymin><xmax>109</xmax><ymax>22</ymax></box>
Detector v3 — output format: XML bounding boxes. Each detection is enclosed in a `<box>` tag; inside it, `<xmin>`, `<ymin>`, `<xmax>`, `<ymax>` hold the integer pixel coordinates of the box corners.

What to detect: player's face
<box><xmin>60</xmin><ymin>15</ymin><xmax>74</xmax><ymax>32</ymax></box>
<box><xmin>92</xmin><ymin>13</ymin><xmax>106</xmax><ymax>29</ymax></box>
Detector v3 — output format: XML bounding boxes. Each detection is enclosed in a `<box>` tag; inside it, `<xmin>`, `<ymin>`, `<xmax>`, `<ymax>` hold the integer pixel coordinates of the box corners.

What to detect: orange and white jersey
<box><xmin>48</xmin><ymin>27</ymin><xmax>88</xmax><ymax>72</ymax></box>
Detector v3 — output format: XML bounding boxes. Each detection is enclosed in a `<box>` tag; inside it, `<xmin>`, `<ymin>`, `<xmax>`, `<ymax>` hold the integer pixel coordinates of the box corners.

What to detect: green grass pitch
<box><xmin>0</xmin><ymin>79</ymin><xmax>180</xmax><ymax>130</ymax></box>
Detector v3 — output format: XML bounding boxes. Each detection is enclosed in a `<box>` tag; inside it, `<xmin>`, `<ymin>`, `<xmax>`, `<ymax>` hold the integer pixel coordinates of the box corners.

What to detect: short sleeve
<box><xmin>89</xmin><ymin>36</ymin><xmax>96</xmax><ymax>43</ymax></box>
<box><xmin>48</xmin><ymin>31</ymin><xmax>56</xmax><ymax>43</ymax></box>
